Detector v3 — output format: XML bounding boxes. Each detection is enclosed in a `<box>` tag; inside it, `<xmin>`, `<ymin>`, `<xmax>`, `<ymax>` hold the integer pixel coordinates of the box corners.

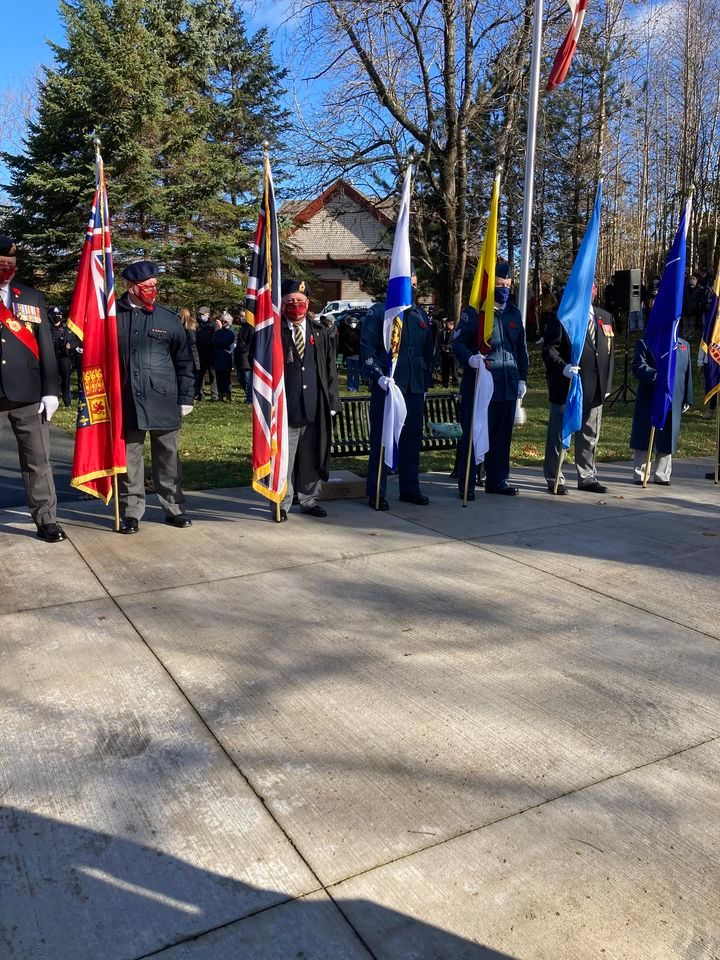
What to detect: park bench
<box><xmin>330</xmin><ymin>391</ymin><xmax>461</xmax><ymax>458</ymax></box>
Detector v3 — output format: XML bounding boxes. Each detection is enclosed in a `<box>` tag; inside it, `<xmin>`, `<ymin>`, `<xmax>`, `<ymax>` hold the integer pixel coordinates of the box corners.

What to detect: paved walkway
<box><xmin>1</xmin><ymin>458</ymin><xmax>719</xmax><ymax>960</ymax></box>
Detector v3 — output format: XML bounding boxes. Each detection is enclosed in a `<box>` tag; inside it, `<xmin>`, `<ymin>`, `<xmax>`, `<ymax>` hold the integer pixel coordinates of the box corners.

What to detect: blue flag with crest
<box><xmin>645</xmin><ymin>197</ymin><xmax>691</xmax><ymax>430</ymax></box>
<box><xmin>558</xmin><ymin>181</ymin><xmax>603</xmax><ymax>448</ymax></box>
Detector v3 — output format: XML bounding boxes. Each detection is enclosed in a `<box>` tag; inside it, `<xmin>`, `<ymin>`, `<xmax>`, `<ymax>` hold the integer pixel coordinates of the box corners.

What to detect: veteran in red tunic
<box><xmin>0</xmin><ymin>237</ymin><xmax>65</xmax><ymax>542</ymax></box>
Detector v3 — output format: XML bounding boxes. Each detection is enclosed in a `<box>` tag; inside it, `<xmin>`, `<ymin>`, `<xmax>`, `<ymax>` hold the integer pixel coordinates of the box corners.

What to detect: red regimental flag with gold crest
<box><xmin>68</xmin><ymin>154</ymin><xmax>126</xmax><ymax>503</ymax></box>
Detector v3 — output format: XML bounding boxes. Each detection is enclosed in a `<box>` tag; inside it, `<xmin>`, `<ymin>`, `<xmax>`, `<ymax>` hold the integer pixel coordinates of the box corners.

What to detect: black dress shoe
<box><xmin>579</xmin><ymin>481</ymin><xmax>608</xmax><ymax>493</ymax></box>
<box><xmin>302</xmin><ymin>505</ymin><xmax>327</xmax><ymax>517</ymax></box>
<box><xmin>486</xmin><ymin>485</ymin><xmax>519</xmax><ymax>496</ymax></box>
<box><xmin>548</xmin><ymin>486</ymin><xmax>568</xmax><ymax>496</ymax></box>
<box><xmin>36</xmin><ymin>522</ymin><xmax>67</xmax><ymax>543</ymax></box>
<box><xmin>653</xmin><ymin>478</ymin><xmax>671</xmax><ymax>486</ymax></box>
<box><xmin>165</xmin><ymin>514</ymin><xmax>192</xmax><ymax>528</ymax></box>
<box><xmin>368</xmin><ymin>496</ymin><xmax>390</xmax><ymax>511</ymax></box>
<box><xmin>119</xmin><ymin>518</ymin><xmax>139</xmax><ymax>534</ymax></box>
<box><xmin>706</xmin><ymin>471</ymin><xmax>718</xmax><ymax>480</ymax></box>
<box><xmin>399</xmin><ymin>493</ymin><xmax>430</xmax><ymax>505</ymax></box>
<box><xmin>458</xmin><ymin>490</ymin><xmax>475</xmax><ymax>501</ymax></box>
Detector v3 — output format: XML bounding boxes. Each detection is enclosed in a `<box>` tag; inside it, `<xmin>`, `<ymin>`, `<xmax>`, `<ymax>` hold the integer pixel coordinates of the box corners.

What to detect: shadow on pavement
<box><xmin>1</xmin><ymin>806</ymin><xmax>517</xmax><ymax>960</ymax></box>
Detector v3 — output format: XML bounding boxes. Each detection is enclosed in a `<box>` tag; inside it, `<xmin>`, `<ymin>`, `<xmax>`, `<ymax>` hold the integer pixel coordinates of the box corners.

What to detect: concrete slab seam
<box><xmin>467</xmin><ymin>537</ymin><xmax>720</xmax><ymax>645</ymax></box>
<box><xmin>322</xmin><ymin>731</ymin><xmax>720</xmax><ymax>893</ymax></box>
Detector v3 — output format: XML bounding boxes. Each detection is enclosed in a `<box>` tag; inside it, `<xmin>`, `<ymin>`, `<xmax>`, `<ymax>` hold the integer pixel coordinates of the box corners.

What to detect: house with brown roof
<box><xmin>282</xmin><ymin>180</ymin><xmax>393</xmax><ymax>308</ymax></box>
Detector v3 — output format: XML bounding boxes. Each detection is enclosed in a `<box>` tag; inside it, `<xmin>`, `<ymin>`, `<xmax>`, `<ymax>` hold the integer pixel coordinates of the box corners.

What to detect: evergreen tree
<box><xmin>2</xmin><ymin>0</ymin><xmax>287</xmax><ymax>307</ymax></box>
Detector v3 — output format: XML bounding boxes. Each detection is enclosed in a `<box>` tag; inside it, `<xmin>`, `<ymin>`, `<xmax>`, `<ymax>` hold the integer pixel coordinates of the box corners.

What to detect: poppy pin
<box><xmin>309</xmin><ymin>335</ymin><xmax>315</xmax><ymax>345</ymax></box>
<box><xmin>508</xmin><ymin>321</ymin><xmax>517</xmax><ymax>328</ymax></box>
<box><xmin>419</xmin><ymin>321</ymin><xmax>427</xmax><ymax>329</ymax></box>
<box><xmin>12</xmin><ymin>288</ymin><xmax>21</xmax><ymax>297</ymax></box>
<box><xmin>680</xmin><ymin>344</ymin><xmax>687</xmax><ymax>351</ymax></box>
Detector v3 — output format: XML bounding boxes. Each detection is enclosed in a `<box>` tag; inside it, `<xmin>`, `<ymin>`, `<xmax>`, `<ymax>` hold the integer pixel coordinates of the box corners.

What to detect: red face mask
<box><xmin>134</xmin><ymin>284</ymin><xmax>158</xmax><ymax>310</ymax></box>
<box><xmin>0</xmin><ymin>266</ymin><xmax>16</xmax><ymax>285</ymax></box>
<box><xmin>284</xmin><ymin>300</ymin><xmax>308</xmax><ymax>321</ymax></box>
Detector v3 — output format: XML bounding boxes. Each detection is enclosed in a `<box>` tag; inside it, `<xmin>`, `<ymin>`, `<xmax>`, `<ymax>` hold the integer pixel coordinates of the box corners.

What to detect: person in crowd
<box><xmin>644</xmin><ymin>276</ymin><xmax>660</xmax><ymax>327</ymax></box>
<box><xmin>629</xmin><ymin>335</ymin><xmax>692</xmax><ymax>485</ymax></box>
<box><xmin>541</xmin><ymin>280</ymin><xmax>614</xmax><ymax>495</ymax></box>
<box><xmin>277</xmin><ymin>279</ymin><xmax>339</xmax><ymax>522</ymax></box>
<box><xmin>453</xmin><ymin>260</ymin><xmax>528</xmax><ymax>499</ymax></box>
<box><xmin>48</xmin><ymin>306</ymin><xmax>73</xmax><ymax>407</ymax></box>
<box><xmin>179</xmin><ymin>307</ymin><xmax>199</xmax><ymax>383</ymax></box>
<box><xmin>361</xmin><ymin>266</ymin><xmax>434</xmax><ymax>510</ymax></box>
<box><xmin>212</xmin><ymin>311</ymin><xmax>236</xmax><ymax>402</ymax></box>
<box><xmin>682</xmin><ymin>274</ymin><xmax>705</xmax><ymax>340</ymax></box>
<box><xmin>338</xmin><ymin>313</ymin><xmax>362</xmax><ymax>392</ymax></box>
<box><xmin>115</xmin><ymin>261</ymin><xmax>195</xmax><ymax>533</ymax></box>
<box><xmin>537</xmin><ymin>281</ymin><xmax>558</xmax><ymax>342</ymax></box>
<box><xmin>195</xmin><ymin>305</ymin><xmax>218</xmax><ymax>401</ymax></box>
<box><xmin>437</xmin><ymin>317</ymin><xmax>458</xmax><ymax>388</ymax></box>
<box><xmin>234</xmin><ymin>308</ymin><xmax>254</xmax><ymax>403</ymax></box>
<box><xmin>0</xmin><ymin>236</ymin><xmax>65</xmax><ymax>542</ymax></box>
<box><xmin>628</xmin><ymin>280</ymin><xmax>646</xmax><ymax>333</ymax></box>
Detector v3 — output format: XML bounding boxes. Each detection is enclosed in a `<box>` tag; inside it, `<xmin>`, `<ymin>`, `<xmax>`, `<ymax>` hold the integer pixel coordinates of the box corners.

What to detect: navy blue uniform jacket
<box><xmin>453</xmin><ymin>303</ymin><xmax>529</xmax><ymax>402</ymax></box>
<box><xmin>360</xmin><ymin>302</ymin><xmax>434</xmax><ymax>394</ymax></box>
<box><xmin>630</xmin><ymin>338</ymin><xmax>692</xmax><ymax>454</ymax></box>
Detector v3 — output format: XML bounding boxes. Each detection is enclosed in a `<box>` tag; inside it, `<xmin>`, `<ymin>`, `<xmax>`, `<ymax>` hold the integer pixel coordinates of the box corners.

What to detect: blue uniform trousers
<box><xmin>366</xmin><ymin>387</ymin><xmax>425</xmax><ymax>500</ymax></box>
<box><xmin>484</xmin><ymin>399</ymin><xmax>515</xmax><ymax>491</ymax></box>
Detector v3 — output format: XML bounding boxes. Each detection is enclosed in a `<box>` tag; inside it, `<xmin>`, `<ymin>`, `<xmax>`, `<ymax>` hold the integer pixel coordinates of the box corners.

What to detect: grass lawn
<box><xmin>52</xmin><ymin>343</ymin><xmax>718</xmax><ymax>490</ymax></box>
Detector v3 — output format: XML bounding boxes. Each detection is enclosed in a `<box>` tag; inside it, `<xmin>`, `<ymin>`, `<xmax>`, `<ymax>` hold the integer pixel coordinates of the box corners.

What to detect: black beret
<box><xmin>281</xmin><ymin>278</ymin><xmax>311</xmax><ymax>298</ymax></box>
<box><xmin>0</xmin><ymin>236</ymin><xmax>17</xmax><ymax>257</ymax></box>
<box><xmin>121</xmin><ymin>260</ymin><xmax>159</xmax><ymax>283</ymax></box>
<box><xmin>495</xmin><ymin>260</ymin><xmax>512</xmax><ymax>279</ymax></box>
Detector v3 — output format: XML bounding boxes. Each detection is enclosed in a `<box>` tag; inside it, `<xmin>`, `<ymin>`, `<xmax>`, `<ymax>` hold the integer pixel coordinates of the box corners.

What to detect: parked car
<box><xmin>320</xmin><ymin>299</ymin><xmax>374</xmax><ymax>315</ymax></box>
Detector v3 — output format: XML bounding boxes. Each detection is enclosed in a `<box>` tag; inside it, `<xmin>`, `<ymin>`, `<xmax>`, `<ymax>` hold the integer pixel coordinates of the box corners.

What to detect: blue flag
<box><xmin>558</xmin><ymin>181</ymin><xmax>603</xmax><ymax>448</ymax></box>
<box><xmin>645</xmin><ymin>197</ymin><xmax>691</xmax><ymax>430</ymax></box>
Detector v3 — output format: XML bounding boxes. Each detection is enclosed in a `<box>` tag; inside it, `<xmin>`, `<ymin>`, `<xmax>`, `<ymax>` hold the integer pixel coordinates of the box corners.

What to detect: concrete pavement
<box><xmin>1</xmin><ymin>457</ymin><xmax>719</xmax><ymax>959</ymax></box>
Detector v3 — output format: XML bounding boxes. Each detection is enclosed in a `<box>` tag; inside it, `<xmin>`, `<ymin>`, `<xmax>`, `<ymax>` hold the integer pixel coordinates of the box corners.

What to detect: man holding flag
<box><xmin>542</xmin><ymin>279</ymin><xmax>614</xmax><ymax>494</ymax></box>
<box><xmin>361</xmin><ymin>164</ymin><xmax>433</xmax><ymax>512</ymax></box>
<box><xmin>455</xmin><ymin>261</ymin><xmax>528</xmax><ymax>497</ymax></box>
<box><xmin>629</xmin><ymin>196</ymin><xmax>693</xmax><ymax>486</ymax></box>
<box><xmin>0</xmin><ymin>236</ymin><xmax>65</xmax><ymax>542</ymax></box>
<box><xmin>699</xmin><ymin>272</ymin><xmax>719</xmax><ymax>481</ymax></box>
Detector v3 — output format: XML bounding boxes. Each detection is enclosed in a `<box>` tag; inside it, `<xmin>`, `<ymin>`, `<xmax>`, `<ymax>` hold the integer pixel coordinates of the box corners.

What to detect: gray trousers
<box><xmin>632</xmin><ymin>449</ymin><xmax>672</xmax><ymax>483</ymax></box>
<box><xmin>118</xmin><ymin>428</ymin><xmax>185</xmax><ymax>520</ymax></box>
<box><xmin>544</xmin><ymin>402</ymin><xmax>603</xmax><ymax>489</ymax></box>
<box><xmin>282</xmin><ymin>423</ymin><xmax>321</xmax><ymax>512</ymax></box>
<box><xmin>0</xmin><ymin>402</ymin><xmax>57</xmax><ymax>525</ymax></box>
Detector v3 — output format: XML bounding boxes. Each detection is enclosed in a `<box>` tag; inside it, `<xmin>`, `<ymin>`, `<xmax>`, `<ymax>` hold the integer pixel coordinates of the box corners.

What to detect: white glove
<box><xmin>517</xmin><ymin>380</ymin><xmax>527</xmax><ymax>399</ymax></box>
<box><xmin>180</xmin><ymin>404</ymin><xmax>194</xmax><ymax>417</ymax></box>
<box><xmin>682</xmin><ymin>403</ymin><xmax>691</xmax><ymax>413</ymax></box>
<box><xmin>38</xmin><ymin>396</ymin><xmax>59</xmax><ymax>421</ymax></box>
<box><xmin>563</xmin><ymin>363</ymin><xmax>581</xmax><ymax>379</ymax></box>
<box><xmin>468</xmin><ymin>353</ymin><xmax>483</xmax><ymax>369</ymax></box>
<box><xmin>330</xmin><ymin>409</ymin><xmax>336</xmax><ymax>416</ymax></box>
<box><xmin>378</xmin><ymin>375</ymin><xmax>394</xmax><ymax>392</ymax></box>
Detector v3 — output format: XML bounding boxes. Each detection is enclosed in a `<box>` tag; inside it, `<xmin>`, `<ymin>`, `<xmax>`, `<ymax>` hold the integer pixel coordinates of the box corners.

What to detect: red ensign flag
<box><xmin>68</xmin><ymin>153</ymin><xmax>126</xmax><ymax>503</ymax></box>
<box><xmin>547</xmin><ymin>0</ymin><xmax>588</xmax><ymax>92</ymax></box>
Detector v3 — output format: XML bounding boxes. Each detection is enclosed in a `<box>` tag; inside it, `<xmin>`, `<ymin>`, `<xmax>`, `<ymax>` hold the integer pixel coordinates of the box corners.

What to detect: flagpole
<box><xmin>715</xmin><ymin>401</ymin><xmax>719</xmax><ymax>485</ymax></box>
<box><xmin>462</xmin><ymin>384</ymin><xmax>475</xmax><ymax>507</ymax></box>
<box><xmin>642</xmin><ymin>426</ymin><xmax>655</xmax><ymax>488</ymax></box>
<box><xmin>518</xmin><ymin>0</ymin><xmax>544</xmax><ymax>329</ymax></box>
<box><xmin>375</xmin><ymin>446</ymin><xmax>384</xmax><ymax>511</ymax></box>
<box><xmin>553</xmin><ymin>450</ymin><xmax>565</xmax><ymax>495</ymax></box>
<box><xmin>94</xmin><ymin>137</ymin><xmax>120</xmax><ymax>533</ymax></box>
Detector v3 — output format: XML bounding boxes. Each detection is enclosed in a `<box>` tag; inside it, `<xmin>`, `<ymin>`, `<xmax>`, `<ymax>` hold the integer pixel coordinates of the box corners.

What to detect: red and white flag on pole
<box><xmin>546</xmin><ymin>0</ymin><xmax>588</xmax><ymax>92</ymax></box>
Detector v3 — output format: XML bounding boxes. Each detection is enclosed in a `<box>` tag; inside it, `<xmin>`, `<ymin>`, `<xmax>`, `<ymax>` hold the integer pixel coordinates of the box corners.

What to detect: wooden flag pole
<box><xmin>275</xmin><ymin>501</ymin><xmax>281</xmax><ymax>523</ymax></box>
<box><xmin>553</xmin><ymin>449</ymin><xmax>565</xmax><ymax>495</ymax></box>
<box><xmin>715</xmin><ymin>402</ymin><xmax>719</xmax><ymax>485</ymax></box>
<box><xmin>642</xmin><ymin>426</ymin><xmax>655</xmax><ymax>488</ymax></box>
<box><xmin>112</xmin><ymin>476</ymin><xmax>120</xmax><ymax>532</ymax></box>
<box><xmin>462</xmin><ymin>369</ymin><xmax>478</xmax><ymax>507</ymax></box>
<box><xmin>375</xmin><ymin>445</ymin><xmax>384</xmax><ymax>510</ymax></box>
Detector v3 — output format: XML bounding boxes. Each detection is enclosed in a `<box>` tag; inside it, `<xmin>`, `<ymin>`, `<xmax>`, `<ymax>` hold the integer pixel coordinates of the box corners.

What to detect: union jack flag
<box><xmin>246</xmin><ymin>156</ymin><xmax>288</xmax><ymax>504</ymax></box>
<box><xmin>68</xmin><ymin>148</ymin><xmax>126</xmax><ymax>503</ymax></box>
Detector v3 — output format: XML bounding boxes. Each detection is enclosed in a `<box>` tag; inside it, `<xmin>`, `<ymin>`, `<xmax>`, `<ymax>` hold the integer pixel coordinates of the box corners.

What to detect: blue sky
<box><xmin>0</xmin><ymin>0</ymin><xmax>295</xmax><ymax>196</ymax></box>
